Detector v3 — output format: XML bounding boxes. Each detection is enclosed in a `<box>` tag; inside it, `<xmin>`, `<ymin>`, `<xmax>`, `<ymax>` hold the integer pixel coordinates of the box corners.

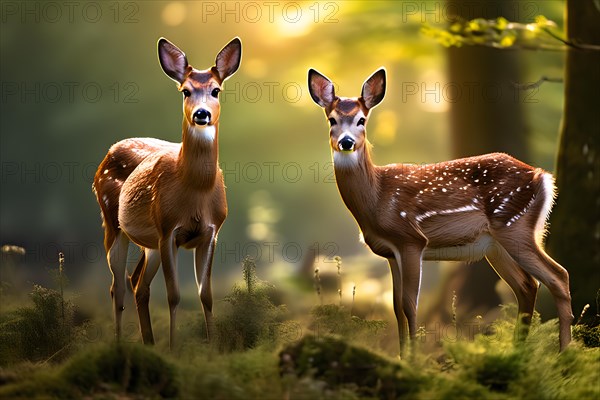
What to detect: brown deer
<box><xmin>93</xmin><ymin>37</ymin><xmax>242</xmax><ymax>348</ymax></box>
<box><xmin>308</xmin><ymin>68</ymin><xmax>572</xmax><ymax>356</ymax></box>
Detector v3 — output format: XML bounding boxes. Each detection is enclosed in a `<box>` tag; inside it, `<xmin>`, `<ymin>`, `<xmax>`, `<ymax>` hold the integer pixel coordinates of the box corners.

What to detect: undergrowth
<box><xmin>310</xmin><ymin>304</ymin><xmax>387</xmax><ymax>348</ymax></box>
<box><xmin>0</xmin><ymin>253</ymin><xmax>85</xmax><ymax>366</ymax></box>
<box><xmin>214</xmin><ymin>257</ymin><xmax>288</xmax><ymax>352</ymax></box>
<box><xmin>0</xmin><ymin>253</ymin><xmax>598</xmax><ymax>399</ymax></box>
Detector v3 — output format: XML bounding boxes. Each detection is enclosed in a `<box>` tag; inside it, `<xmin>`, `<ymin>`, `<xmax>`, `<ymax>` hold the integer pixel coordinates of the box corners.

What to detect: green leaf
<box><xmin>496</xmin><ymin>17</ymin><xmax>508</xmax><ymax>31</ymax></box>
<box><xmin>500</xmin><ymin>35</ymin><xmax>516</xmax><ymax>48</ymax></box>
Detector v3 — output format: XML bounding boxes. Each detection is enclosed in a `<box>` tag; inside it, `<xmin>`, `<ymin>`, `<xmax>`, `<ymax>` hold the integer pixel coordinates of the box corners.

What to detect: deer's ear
<box><xmin>214</xmin><ymin>37</ymin><xmax>242</xmax><ymax>82</ymax></box>
<box><xmin>361</xmin><ymin>68</ymin><xmax>386</xmax><ymax>109</ymax></box>
<box><xmin>158</xmin><ymin>38</ymin><xmax>190</xmax><ymax>84</ymax></box>
<box><xmin>308</xmin><ymin>69</ymin><xmax>336</xmax><ymax>108</ymax></box>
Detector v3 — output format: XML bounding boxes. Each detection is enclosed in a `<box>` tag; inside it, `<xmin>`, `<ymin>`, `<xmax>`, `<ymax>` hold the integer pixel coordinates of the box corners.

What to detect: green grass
<box><xmin>2</xmin><ymin>314</ymin><xmax>597</xmax><ymax>399</ymax></box>
<box><xmin>0</xmin><ymin>284</ymin><xmax>84</xmax><ymax>366</ymax></box>
<box><xmin>0</xmin><ymin>264</ymin><xmax>598</xmax><ymax>399</ymax></box>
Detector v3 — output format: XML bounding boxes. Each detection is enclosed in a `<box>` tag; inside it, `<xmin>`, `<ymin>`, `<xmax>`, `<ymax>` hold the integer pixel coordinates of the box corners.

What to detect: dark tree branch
<box><xmin>512</xmin><ymin>76</ymin><xmax>563</xmax><ymax>90</ymax></box>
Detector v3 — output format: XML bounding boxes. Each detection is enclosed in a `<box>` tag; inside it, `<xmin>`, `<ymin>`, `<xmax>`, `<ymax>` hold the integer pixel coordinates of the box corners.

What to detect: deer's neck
<box><xmin>333</xmin><ymin>144</ymin><xmax>380</xmax><ymax>222</ymax></box>
<box><xmin>178</xmin><ymin>122</ymin><xmax>219</xmax><ymax>190</ymax></box>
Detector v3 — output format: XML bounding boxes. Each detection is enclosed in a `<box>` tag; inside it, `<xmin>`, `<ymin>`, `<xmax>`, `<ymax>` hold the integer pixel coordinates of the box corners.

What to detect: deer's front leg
<box><xmin>400</xmin><ymin>245</ymin><xmax>424</xmax><ymax>344</ymax></box>
<box><xmin>194</xmin><ymin>225</ymin><xmax>217</xmax><ymax>341</ymax></box>
<box><xmin>159</xmin><ymin>232</ymin><xmax>179</xmax><ymax>350</ymax></box>
<box><xmin>388</xmin><ymin>257</ymin><xmax>407</xmax><ymax>358</ymax></box>
<box><xmin>133</xmin><ymin>249</ymin><xmax>161</xmax><ymax>345</ymax></box>
<box><xmin>389</xmin><ymin>243</ymin><xmax>424</xmax><ymax>358</ymax></box>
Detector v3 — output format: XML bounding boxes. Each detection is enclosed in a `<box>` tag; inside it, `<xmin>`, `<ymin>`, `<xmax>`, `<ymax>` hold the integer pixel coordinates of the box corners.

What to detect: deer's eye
<box><xmin>182</xmin><ymin>89</ymin><xmax>191</xmax><ymax>97</ymax></box>
<box><xmin>211</xmin><ymin>88</ymin><xmax>221</xmax><ymax>98</ymax></box>
<box><xmin>328</xmin><ymin>118</ymin><xmax>337</xmax><ymax>126</ymax></box>
<box><xmin>357</xmin><ymin>117</ymin><xmax>366</xmax><ymax>126</ymax></box>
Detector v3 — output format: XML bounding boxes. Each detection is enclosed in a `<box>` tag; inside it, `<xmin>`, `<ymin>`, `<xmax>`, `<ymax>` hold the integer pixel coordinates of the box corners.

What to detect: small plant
<box><xmin>576</xmin><ymin>304</ymin><xmax>591</xmax><ymax>325</ymax></box>
<box><xmin>334</xmin><ymin>255</ymin><xmax>343</xmax><ymax>306</ymax></box>
<box><xmin>58</xmin><ymin>252</ymin><xmax>65</xmax><ymax>328</ymax></box>
<box><xmin>314</xmin><ymin>267</ymin><xmax>323</xmax><ymax>305</ymax></box>
<box><xmin>475</xmin><ymin>315</ymin><xmax>483</xmax><ymax>335</ymax></box>
<box><xmin>573</xmin><ymin>301</ymin><xmax>600</xmax><ymax>348</ymax></box>
<box><xmin>242</xmin><ymin>256</ymin><xmax>257</xmax><ymax>294</ymax></box>
<box><xmin>451</xmin><ymin>291</ymin><xmax>457</xmax><ymax>328</ymax></box>
<box><xmin>0</xmin><ymin>253</ymin><xmax>82</xmax><ymax>365</ymax></box>
<box><xmin>572</xmin><ymin>293</ymin><xmax>600</xmax><ymax>348</ymax></box>
<box><xmin>351</xmin><ymin>283</ymin><xmax>356</xmax><ymax>316</ymax></box>
<box><xmin>214</xmin><ymin>257</ymin><xmax>286</xmax><ymax>352</ymax></box>
<box><xmin>0</xmin><ymin>285</ymin><xmax>78</xmax><ymax>365</ymax></box>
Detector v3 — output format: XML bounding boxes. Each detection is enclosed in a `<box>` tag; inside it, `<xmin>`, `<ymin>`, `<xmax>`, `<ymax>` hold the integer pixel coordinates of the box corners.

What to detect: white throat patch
<box><xmin>333</xmin><ymin>150</ymin><xmax>360</xmax><ymax>169</ymax></box>
<box><xmin>192</xmin><ymin>125</ymin><xmax>216</xmax><ymax>142</ymax></box>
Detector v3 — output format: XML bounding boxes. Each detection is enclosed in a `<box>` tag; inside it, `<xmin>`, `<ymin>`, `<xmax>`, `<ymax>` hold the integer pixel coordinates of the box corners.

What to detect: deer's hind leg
<box><xmin>485</xmin><ymin>239</ymin><xmax>539</xmax><ymax>342</ymax></box>
<box><xmin>491</xmin><ymin>226</ymin><xmax>572</xmax><ymax>351</ymax></box>
<box><xmin>108</xmin><ymin>230</ymin><xmax>129</xmax><ymax>339</ymax></box>
<box><xmin>132</xmin><ymin>248</ymin><xmax>161</xmax><ymax>345</ymax></box>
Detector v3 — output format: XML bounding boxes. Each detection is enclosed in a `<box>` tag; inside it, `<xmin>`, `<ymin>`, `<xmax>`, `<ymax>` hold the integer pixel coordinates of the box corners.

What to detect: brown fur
<box><xmin>308</xmin><ymin>68</ymin><xmax>572</xmax><ymax>356</ymax></box>
<box><xmin>93</xmin><ymin>37</ymin><xmax>241</xmax><ymax>347</ymax></box>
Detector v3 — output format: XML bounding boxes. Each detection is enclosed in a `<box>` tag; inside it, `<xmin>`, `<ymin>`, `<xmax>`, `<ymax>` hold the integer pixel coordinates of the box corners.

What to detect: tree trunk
<box><xmin>546</xmin><ymin>0</ymin><xmax>600</xmax><ymax>323</ymax></box>
<box><xmin>424</xmin><ymin>0</ymin><xmax>530</xmax><ymax>327</ymax></box>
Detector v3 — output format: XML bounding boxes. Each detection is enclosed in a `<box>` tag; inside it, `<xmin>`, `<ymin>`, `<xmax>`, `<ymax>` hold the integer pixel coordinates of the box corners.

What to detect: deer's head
<box><xmin>308</xmin><ymin>68</ymin><xmax>386</xmax><ymax>160</ymax></box>
<box><xmin>158</xmin><ymin>37</ymin><xmax>242</xmax><ymax>139</ymax></box>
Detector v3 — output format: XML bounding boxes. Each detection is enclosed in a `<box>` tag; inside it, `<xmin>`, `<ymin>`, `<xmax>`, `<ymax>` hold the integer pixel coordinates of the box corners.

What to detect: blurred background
<box><xmin>1</xmin><ymin>1</ymin><xmax>568</xmax><ymax>331</ymax></box>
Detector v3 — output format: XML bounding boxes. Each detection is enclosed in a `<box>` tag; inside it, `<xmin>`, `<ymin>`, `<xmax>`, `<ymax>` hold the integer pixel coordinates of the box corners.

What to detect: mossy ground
<box><xmin>0</xmin><ymin>264</ymin><xmax>598</xmax><ymax>399</ymax></box>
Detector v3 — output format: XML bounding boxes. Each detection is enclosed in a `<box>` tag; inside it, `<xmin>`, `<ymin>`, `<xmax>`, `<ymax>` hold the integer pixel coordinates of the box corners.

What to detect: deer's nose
<box><xmin>193</xmin><ymin>109</ymin><xmax>211</xmax><ymax>125</ymax></box>
<box><xmin>338</xmin><ymin>136</ymin><xmax>356</xmax><ymax>152</ymax></box>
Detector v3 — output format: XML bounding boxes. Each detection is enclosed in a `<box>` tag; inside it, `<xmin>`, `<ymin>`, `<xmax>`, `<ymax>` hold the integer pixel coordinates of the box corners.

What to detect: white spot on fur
<box><xmin>416</xmin><ymin>210</ymin><xmax>438</xmax><ymax>222</ymax></box>
<box><xmin>506</xmin><ymin>193</ymin><xmax>537</xmax><ymax>227</ymax></box>
<box><xmin>416</xmin><ymin>204</ymin><xmax>479</xmax><ymax>223</ymax></box>
<box><xmin>493</xmin><ymin>197</ymin><xmax>511</xmax><ymax>214</ymax></box>
<box><xmin>400</xmin><ymin>211</ymin><xmax>407</xmax><ymax>218</ymax></box>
